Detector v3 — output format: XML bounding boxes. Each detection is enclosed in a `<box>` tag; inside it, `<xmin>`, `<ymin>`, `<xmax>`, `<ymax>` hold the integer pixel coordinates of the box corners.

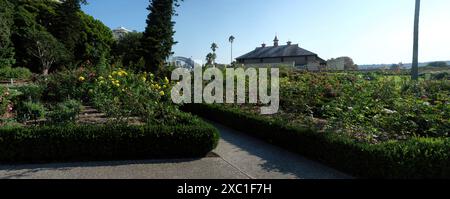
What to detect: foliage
<box><xmin>47</xmin><ymin>99</ymin><xmax>82</xmax><ymax>124</ymax></box>
<box><xmin>0</xmin><ymin>66</ymin><xmax>32</xmax><ymax>80</ymax></box>
<box><xmin>77</xmin><ymin>12</ymin><xmax>114</xmax><ymax>68</ymax></box>
<box><xmin>0</xmin><ymin>121</ymin><xmax>219</xmax><ymax>163</ymax></box>
<box><xmin>9</xmin><ymin>0</ymin><xmax>112</xmax><ymax>73</ymax></box>
<box><xmin>184</xmin><ymin>103</ymin><xmax>450</xmax><ymax>178</ymax></box>
<box><xmin>39</xmin><ymin>68</ymin><xmax>95</xmax><ymax>103</ymax></box>
<box><xmin>275</xmin><ymin>72</ymin><xmax>450</xmax><ymax>142</ymax></box>
<box><xmin>52</xmin><ymin>0</ymin><xmax>87</xmax><ymax>60</ymax></box>
<box><xmin>141</xmin><ymin>0</ymin><xmax>180</xmax><ymax>72</ymax></box>
<box><xmin>27</xmin><ymin>27</ymin><xmax>69</xmax><ymax>75</ymax></box>
<box><xmin>0</xmin><ymin>0</ymin><xmax>16</xmax><ymax>67</ymax></box>
<box><xmin>91</xmin><ymin>67</ymin><xmax>175</xmax><ymax>124</ymax></box>
<box><xmin>0</xmin><ymin>86</ymin><xmax>13</xmax><ymax>117</ymax></box>
<box><xmin>11</xmin><ymin>0</ymin><xmax>61</xmax><ymax>72</ymax></box>
<box><xmin>427</xmin><ymin>61</ymin><xmax>448</xmax><ymax>68</ymax></box>
<box><xmin>13</xmin><ymin>84</ymin><xmax>44</xmax><ymax>103</ymax></box>
<box><xmin>112</xmin><ymin>32</ymin><xmax>145</xmax><ymax>70</ymax></box>
<box><xmin>15</xmin><ymin>101</ymin><xmax>46</xmax><ymax>123</ymax></box>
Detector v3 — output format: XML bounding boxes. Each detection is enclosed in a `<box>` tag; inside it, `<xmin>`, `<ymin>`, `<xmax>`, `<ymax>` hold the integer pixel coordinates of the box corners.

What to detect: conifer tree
<box><xmin>141</xmin><ymin>0</ymin><xmax>180</xmax><ymax>73</ymax></box>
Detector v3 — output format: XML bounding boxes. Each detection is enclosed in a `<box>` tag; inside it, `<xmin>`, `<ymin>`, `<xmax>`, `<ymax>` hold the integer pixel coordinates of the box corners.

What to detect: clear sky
<box><xmin>82</xmin><ymin>0</ymin><xmax>450</xmax><ymax>65</ymax></box>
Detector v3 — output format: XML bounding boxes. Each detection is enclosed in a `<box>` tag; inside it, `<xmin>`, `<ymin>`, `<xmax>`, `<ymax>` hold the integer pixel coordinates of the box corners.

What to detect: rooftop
<box><xmin>236</xmin><ymin>44</ymin><xmax>317</xmax><ymax>60</ymax></box>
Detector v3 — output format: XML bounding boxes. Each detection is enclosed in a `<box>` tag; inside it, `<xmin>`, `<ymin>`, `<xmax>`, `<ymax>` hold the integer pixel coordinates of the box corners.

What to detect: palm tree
<box><xmin>412</xmin><ymin>0</ymin><xmax>421</xmax><ymax>80</ymax></box>
<box><xmin>211</xmin><ymin>43</ymin><xmax>218</xmax><ymax>53</ymax></box>
<box><xmin>206</xmin><ymin>53</ymin><xmax>214</xmax><ymax>65</ymax></box>
<box><xmin>229</xmin><ymin>35</ymin><xmax>235</xmax><ymax>64</ymax></box>
<box><xmin>210</xmin><ymin>43</ymin><xmax>218</xmax><ymax>65</ymax></box>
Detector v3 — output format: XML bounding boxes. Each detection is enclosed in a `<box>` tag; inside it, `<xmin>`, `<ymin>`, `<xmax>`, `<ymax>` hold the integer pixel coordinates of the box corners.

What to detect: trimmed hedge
<box><xmin>183</xmin><ymin>104</ymin><xmax>450</xmax><ymax>179</ymax></box>
<box><xmin>0</xmin><ymin>120</ymin><xmax>219</xmax><ymax>163</ymax></box>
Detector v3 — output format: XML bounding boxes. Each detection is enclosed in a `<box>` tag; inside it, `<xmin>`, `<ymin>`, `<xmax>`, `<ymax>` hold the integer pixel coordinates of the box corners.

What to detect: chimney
<box><xmin>261</xmin><ymin>43</ymin><xmax>266</xmax><ymax>48</ymax></box>
<box><xmin>287</xmin><ymin>41</ymin><xmax>292</xmax><ymax>45</ymax></box>
<box><xmin>273</xmin><ymin>36</ymin><xmax>279</xmax><ymax>47</ymax></box>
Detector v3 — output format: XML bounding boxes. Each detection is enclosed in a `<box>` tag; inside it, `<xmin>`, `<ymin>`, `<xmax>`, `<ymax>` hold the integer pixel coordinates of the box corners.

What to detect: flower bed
<box><xmin>0</xmin><ymin>66</ymin><xmax>220</xmax><ymax>162</ymax></box>
<box><xmin>181</xmin><ymin>70</ymin><xmax>450</xmax><ymax>178</ymax></box>
<box><xmin>183</xmin><ymin>103</ymin><xmax>449</xmax><ymax>178</ymax></box>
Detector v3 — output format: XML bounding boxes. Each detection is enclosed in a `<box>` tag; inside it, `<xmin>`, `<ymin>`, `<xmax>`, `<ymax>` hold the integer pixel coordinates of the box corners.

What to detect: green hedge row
<box><xmin>183</xmin><ymin>104</ymin><xmax>450</xmax><ymax>179</ymax></box>
<box><xmin>0</xmin><ymin>120</ymin><xmax>219</xmax><ymax>163</ymax></box>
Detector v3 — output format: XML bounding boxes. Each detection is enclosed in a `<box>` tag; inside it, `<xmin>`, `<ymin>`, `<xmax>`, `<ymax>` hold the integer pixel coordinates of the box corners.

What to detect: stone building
<box><xmin>112</xmin><ymin>27</ymin><xmax>131</xmax><ymax>39</ymax></box>
<box><xmin>236</xmin><ymin>36</ymin><xmax>326</xmax><ymax>69</ymax></box>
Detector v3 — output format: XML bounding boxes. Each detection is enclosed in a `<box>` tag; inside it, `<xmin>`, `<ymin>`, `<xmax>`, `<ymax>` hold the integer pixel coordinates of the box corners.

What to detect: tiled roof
<box><xmin>236</xmin><ymin>44</ymin><xmax>317</xmax><ymax>60</ymax></box>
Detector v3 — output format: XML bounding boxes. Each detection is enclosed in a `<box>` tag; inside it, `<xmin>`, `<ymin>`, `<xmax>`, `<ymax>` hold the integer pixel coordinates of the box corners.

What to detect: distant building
<box><xmin>326</xmin><ymin>58</ymin><xmax>346</xmax><ymax>70</ymax></box>
<box><xmin>327</xmin><ymin>57</ymin><xmax>358</xmax><ymax>71</ymax></box>
<box><xmin>112</xmin><ymin>27</ymin><xmax>131</xmax><ymax>39</ymax></box>
<box><xmin>236</xmin><ymin>36</ymin><xmax>326</xmax><ymax>69</ymax></box>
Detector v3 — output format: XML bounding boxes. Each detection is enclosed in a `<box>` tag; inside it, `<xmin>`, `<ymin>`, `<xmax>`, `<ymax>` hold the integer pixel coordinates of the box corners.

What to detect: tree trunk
<box><xmin>412</xmin><ymin>0</ymin><xmax>420</xmax><ymax>80</ymax></box>
<box><xmin>231</xmin><ymin>43</ymin><xmax>233</xmax><ymax>64</ymax></box>
<box><xmin>42</xmin><ymin>67</ymin><xmax>49</xmax><ymax>76</ymax></box>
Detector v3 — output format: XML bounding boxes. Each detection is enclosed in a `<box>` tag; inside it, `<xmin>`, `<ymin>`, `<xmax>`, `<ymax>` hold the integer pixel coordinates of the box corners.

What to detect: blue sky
<box><xmin>82</xmin><ymin>0</ymin><xmax>450</xmax><ymax>65</ymax></box>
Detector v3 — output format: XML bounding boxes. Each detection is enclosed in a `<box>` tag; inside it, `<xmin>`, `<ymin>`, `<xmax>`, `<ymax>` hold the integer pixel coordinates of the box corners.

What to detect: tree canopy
<box><xmin>0</xmin><ymin>0</ymin><xmax>16</xmax><ymax>67</ymax></box>
<box><xmin>1</xmin><ymin>0</ymin><xmax>113</xmax><ymax>74</ymax></box>
<box><xmin>141</xmin><ymin>0</ymin><xmax>180</xmax><ymax>73</ymax></box>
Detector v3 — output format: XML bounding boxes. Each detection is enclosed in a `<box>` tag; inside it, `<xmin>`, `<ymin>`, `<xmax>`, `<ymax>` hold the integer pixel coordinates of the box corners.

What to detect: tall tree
<box><xmin>205</xmin><ymin>52</ymin><xmax>216</xmax><ymax>66</ymax></box>
<box><xmin>0</xmin><ymin>0</ymin><xmax>15</xmax><ymax>67</ymax></box>
<box><xmin>228</xmin><ymin>35</ymin><xmax>235</xmax><ymax>64</ymax></box>
<box><xmin>211</xmin><ymin>43</ymin><xmax>218</xmax><ymax>53</ymax></box>
<box><xmin>210</xmin><ymin>43</ymin><xmax>218</xmax><ymax>65</ymax></box>
<box><xmin>412</xmin><ymin>0</ymin><xmax>421</xmax><ymax>80</ymax></box>
<box><xmin>27</xmin><ymin>28</ymin><xmax>67</xmax><ymax>75</ymax></box>
<box><xmin>141</xmin><ymin>0</ymin><xmax>180</xmax><ymax>73</ymax></box>
<box><xmin>78</xmin><ymin>13</ymin><xmax>114</xmax><ymax>67</ymax></box>
<box><xmin>53</xmin><ymin>0</ymin><xmax>87</xmax><ymax>61</ymax></box>
<box><xmin>113</xmin><ymin>32</ymin><xmax>144</xmax><ymax>69</ymax></box>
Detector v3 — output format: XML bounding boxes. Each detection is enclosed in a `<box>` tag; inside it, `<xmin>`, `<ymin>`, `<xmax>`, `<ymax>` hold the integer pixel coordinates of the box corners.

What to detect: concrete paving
<box><xmin>211</xmin><ymin>121</ymin><xmax>351</xmax><ymax>179</ymax></box>
<box><xmin>0</xmin><ymin>159</ymin><xmax>249</xmax><ymax>179</ymax></box>
<box><xmin>0</xmin><ymin>121</ymin><xmax>351</xmax><ymax>179</ymax></box>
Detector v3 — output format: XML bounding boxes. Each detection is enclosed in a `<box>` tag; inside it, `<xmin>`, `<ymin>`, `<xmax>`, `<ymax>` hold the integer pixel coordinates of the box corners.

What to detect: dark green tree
<box><xmin>113</xmin><ymin>32</ymin><xmax>144</xmax><ymax>70</ymax></box>
<box><xmin>427</xmin><ymin>61</ymin><xmax>447</xmax><ymax>68</ymax></box>
<box><xmin>78</xmin><ymin>13</ymin><xmax>114</xmax><ymax>67</ymax></box>
<box><xmin>11</xmin><ymin>1</ymin><xmax>63</xmax><ymax>72</ymax></box>
<box><xmin>53</xmin><ymin>0</ymin><xmax>87</xmax><ymax>62</ymax></box>
<box><xmin>141</xmin><ymin>0</ymin><xmax>181</xmax><ymax>73</ymax></box>
<box><xmin>27</xmin><ymin>28</ymin><xmax>68</xmax><ymax>75</ymax></box>
<box><xmin>0</xmin><ymin>0</ymin><xmax>15</xmax><ymax>67</ymax></box>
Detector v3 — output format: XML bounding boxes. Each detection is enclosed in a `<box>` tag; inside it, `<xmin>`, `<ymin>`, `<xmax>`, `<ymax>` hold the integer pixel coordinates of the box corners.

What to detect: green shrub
<box><xmin>16</xmin><ymin>101</ymin><xmax>46</xmax><ymax>123</ymax></box>
<box><xmin>0</xmin><ymin>120</ymin><xmax>219</xmax><ymax>163</ymax></box>
<box><xmin>39</xmin><ymin>69</ymin><xmax>94</xmax><ymax>103</ymax></box>
<box><xmin>14</xmin><ymin>84</ymin><xmax>44</xmax><ymax>103</ymax></box>
<box><xmin>183</xmin><ymin>104</ymin><xmax>450</xmax><ymax>178</ymax></box>
<box><xmin>47</xmin><ymin>100</ymin><xmax>83</xmax><ymax>124</ymax></box>
<box><xmin>0</xmin><ymin>87</ymin><xmax>11</xmax><ymax>116</ymax></box>
<box><xmin>91</xmin><ymin>68</ymin><xmax>175</xmax><ymax>124</ymax></box>
<box><xmin>0</xmin><ymin>67</ymin><xmax>32</xmax><ymax>80</ymax></box>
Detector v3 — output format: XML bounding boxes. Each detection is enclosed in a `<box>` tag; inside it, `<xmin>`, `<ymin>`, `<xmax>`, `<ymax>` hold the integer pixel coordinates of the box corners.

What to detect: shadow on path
<box><xmin>211</xmin><ymin>121</ymin><xmax>352</xmax><ymax>179</ymax></box>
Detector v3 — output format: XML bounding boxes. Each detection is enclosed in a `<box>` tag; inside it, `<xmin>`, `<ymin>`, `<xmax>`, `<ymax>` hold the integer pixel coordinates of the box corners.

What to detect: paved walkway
<box><xmin>0</xmin><ymin>121</ymin><xmax>351</xmax><ymax>179</ymax></box>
